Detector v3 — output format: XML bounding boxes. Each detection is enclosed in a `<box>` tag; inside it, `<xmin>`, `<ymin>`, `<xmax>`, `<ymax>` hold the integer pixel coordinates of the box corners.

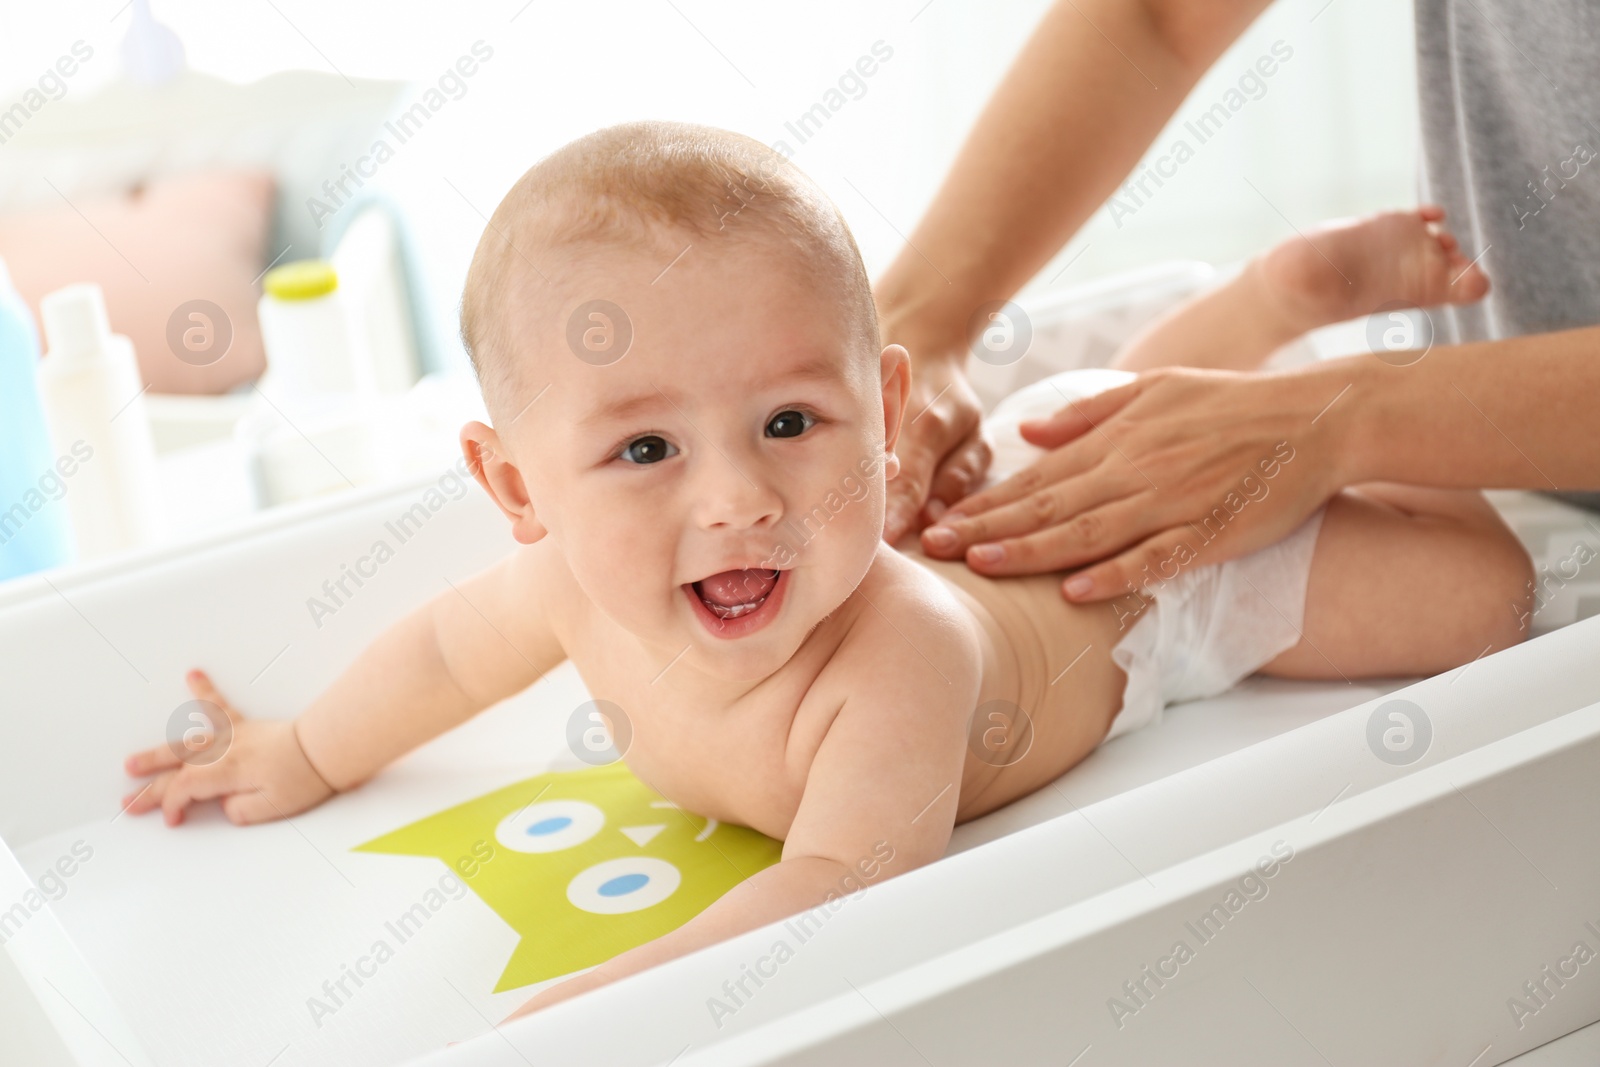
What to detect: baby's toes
<box><xmin>1418</xmin><ymin>203</ymin><xmax>1446</xmax><ymax>222</ymax></box>
<box><xmin>1445</xmin><ymin>254</ymin><xmax>1490</xmax><ymax>303</ymax></box>
<box><xmin>1435</xmin><ymin>230</ymin><xmax>1459</xmax><ymax>254</ymax></box>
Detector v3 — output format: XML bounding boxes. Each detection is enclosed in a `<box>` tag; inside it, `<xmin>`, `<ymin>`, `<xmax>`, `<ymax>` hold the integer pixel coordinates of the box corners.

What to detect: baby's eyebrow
<box><xmin>582</xmin><ymin>389</ymin><xmax>667</xmax><ymax>426</ymax></box>
<box><xmin>776</xmin><ymin>353</ymin><xmax>845</xmax><ymax>383</ymax></box>
<box><xmin>579</xmin><ymin>353</ymin><xmax>847</xmax><ymax>426</ymax></box>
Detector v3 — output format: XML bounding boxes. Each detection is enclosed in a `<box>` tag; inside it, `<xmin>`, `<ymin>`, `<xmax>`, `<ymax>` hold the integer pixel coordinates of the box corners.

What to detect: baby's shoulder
<box><xmin>822</xmin><ymin>546</ymin><xmax>983</xmax><ymax>698</ymax></box>
<box><xmin>497</xmin><ymin>536</ymin><xmax>585</xmax><ymax>636</ymax></box>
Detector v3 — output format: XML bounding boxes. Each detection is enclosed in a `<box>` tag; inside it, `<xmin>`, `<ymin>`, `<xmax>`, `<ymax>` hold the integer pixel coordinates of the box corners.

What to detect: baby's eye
<box><xmin>766</xmin><ymin>410</ymin><xmax>813</xmax><ymax>439</ymax></box>
<box><xmin>619</xmin><ymin>435</ymin><xmax>677</xmax><ymax>464</ymax></box>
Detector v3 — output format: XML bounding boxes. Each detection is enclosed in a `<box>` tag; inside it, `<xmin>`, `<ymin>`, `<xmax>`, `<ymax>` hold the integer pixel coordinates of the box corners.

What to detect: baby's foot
<box><xmin>1256</xmin><ymin>206</ymin><xmax>1490</xmax><ymax>330</ymax></box>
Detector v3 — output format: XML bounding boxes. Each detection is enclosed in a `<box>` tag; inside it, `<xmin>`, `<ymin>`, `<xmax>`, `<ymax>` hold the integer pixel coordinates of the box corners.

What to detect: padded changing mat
<box><xmin>13</xmin><ymin>487</ymin><xmax>1598</xmax><ymax>1066</ymax></box>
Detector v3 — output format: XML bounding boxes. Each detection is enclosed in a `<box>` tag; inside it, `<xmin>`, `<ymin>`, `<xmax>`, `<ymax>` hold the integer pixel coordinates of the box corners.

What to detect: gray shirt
<box><xmin>1415</xmin><ymin>0</ymin><xmax>1600</xmax><ymax>345</ymax></box>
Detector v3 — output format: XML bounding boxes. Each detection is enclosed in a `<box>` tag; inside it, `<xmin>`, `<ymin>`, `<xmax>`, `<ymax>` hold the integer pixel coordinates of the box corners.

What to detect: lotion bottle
<box><xmin>36</xmin><ymin>284</ymin><xmax>162</xmax><ymax>558</ymax></box>
<box><xmin>0</xmin><ymin>258</ymin><xmax>74</xmax><ymax>579</ymax></box>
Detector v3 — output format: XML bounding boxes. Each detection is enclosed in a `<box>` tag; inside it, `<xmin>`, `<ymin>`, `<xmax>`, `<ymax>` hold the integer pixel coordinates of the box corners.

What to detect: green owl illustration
<box><xmin>356</xmin><ymin>763</ymin><xmax>782</xmax><ymax>991</ymax></box>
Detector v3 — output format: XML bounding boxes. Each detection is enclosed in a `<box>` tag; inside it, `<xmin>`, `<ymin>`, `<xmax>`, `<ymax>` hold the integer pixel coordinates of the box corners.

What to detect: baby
<box><xmin>123</xmin><ymin>122</ymin><xmax>1533</xmax><ymax>1019</ymax></box>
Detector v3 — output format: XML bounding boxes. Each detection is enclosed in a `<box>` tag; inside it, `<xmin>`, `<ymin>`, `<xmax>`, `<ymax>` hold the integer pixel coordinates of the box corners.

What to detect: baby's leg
<box><xmin>1110</xmin><ymin>206</ymin><xmax>1490</xmax><ymax>373</ymax></box>
<box><xmin>1261</xmin><ymin>484</ymin><xmax>1533</xmax><ymax>680</ymax></box>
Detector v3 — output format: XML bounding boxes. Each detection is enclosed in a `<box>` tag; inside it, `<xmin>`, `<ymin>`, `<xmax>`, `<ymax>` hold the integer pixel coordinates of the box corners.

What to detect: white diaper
<box><xmin>983</xmin><ymin>370</ymin><xmax>1326</xmax><ymax>742</ymax></box>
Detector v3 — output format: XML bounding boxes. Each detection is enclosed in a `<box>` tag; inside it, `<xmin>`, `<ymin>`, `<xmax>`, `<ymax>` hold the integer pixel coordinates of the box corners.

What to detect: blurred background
<box><xmin>0</xmin><ymin>0</ymin><xmax>1418</xmax><ymax>574</ymax></box>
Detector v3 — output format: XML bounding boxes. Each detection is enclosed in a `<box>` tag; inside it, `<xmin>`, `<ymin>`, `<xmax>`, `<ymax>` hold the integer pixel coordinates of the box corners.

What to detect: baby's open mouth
<box><xmin>691</xmin><ymin>568</ymin><xmax>780</xmax><ymax>619</ymax></box>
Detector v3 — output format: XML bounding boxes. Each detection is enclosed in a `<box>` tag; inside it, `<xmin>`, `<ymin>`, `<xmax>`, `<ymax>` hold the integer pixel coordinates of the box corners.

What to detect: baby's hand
<box><xmin>122</xmin><ymin>670</ymin><xmax>335</xmax><ymax>826</ymax></box>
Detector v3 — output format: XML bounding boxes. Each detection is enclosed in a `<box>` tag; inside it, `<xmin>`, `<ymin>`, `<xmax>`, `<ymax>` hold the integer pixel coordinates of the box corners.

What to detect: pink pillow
<box><xmin>0</xmin><ymin>169</ymin><xmax>274</xmax><ymax>395</ymax></box>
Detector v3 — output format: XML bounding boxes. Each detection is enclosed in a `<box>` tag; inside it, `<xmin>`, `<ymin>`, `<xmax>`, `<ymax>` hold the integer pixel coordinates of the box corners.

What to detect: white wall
<box><xmin>0</xmin><ymin>0</ymin><xmax>1418</xmax><ymax>345</ymax></box>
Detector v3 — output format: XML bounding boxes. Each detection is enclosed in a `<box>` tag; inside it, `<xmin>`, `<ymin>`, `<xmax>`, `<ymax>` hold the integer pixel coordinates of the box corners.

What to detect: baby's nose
<box><xmin>692</xmin><ymin>458</ymin><xmax>783</xmax><ymax>530</ymax></box>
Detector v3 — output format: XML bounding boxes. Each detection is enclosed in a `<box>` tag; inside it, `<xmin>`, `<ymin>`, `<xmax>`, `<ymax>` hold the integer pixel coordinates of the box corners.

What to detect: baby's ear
<box><xmin>878</xmin><ymin>344</ymin><xmax>911</xmax><ymax>480</ymax></box>
<box><xmin>460</xmin><ymin>421</ymin><xmax>547</xmax><ymax>544</ymax></box>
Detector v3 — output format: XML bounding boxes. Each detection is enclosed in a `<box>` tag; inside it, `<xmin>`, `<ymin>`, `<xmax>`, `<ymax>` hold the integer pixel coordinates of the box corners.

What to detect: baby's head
<box><xmin>459</xmin><ymin>122</ymin><xmax>909</xmax><ymax>680</ymax></box>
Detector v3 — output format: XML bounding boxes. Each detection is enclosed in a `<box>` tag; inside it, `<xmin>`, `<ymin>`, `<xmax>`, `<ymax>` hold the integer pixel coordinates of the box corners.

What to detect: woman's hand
<box><xmin>918</xmin><ymin>366</ymin><xmax>1351</xmax><ymax>600</ymax></box>
<box><xmin>882</xmin><ymin>354</ymin><xmax>991</xmax><ymax>543</ymax></box>
<box><xmin>122</xmin><ymin>669</ymin><xmax>337</xmax><ymax>826</ymax></box>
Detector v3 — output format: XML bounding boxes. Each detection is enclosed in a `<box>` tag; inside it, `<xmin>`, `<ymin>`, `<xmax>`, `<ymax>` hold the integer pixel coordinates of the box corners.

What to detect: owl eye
<box><xmin>567</xmin><ymin>857</ymin><xmax>682</xmax><ymax>914</ymax></box>
<box><xmin>496</xmin><ymin>800</ymin><xmax>605</xmax><ymax>853</ymax></box>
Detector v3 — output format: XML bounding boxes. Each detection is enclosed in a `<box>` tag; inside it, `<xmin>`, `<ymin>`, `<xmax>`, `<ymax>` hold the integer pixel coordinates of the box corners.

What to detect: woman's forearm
<box><xmin>873</xmin><ymin>0</ymin><xmax>1272</xmax><ymax>537</ymax></box>
<box><xmin>874</xmin><ymin>0</ymin><xmax>1270</xmax><ymax>358</ymax></box>
<box><xmin>1339</xmin><ymin>324</ymin><xmax>1600</xmax><ymax>491</ymax></box>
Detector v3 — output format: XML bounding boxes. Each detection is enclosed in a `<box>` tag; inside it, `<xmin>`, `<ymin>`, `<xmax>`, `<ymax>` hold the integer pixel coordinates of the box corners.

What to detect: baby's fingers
<box><xmin>186</xmin><ymin>669</ymin><xmax>244</xmax><ymax>723</ymax></box>
<box><xmin>121</xmin><ymin>773</ymin><xmax>171</xmax><ymax>816</ymax></box>
<box><xmin>124</xmin><ymin>742</ymin><xmax>185</xmax><ymax>778</ymax></box>
<box><xmin>159</xmin><ymin>764</ymin><xmax>234</xmax><ymax>827</ymax></box>
<box><xmin>222</xmin><ymin>792</ymin><xmax>283</xmax><ymax>826</ymax></box>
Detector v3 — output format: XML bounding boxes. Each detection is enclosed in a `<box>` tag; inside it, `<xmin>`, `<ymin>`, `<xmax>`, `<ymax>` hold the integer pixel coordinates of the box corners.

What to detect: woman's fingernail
<box><xmin>970</xmin><ymin>544</ymin><xmax>1004</xmax><ymax>565</ymax></box>
<box><xmin>1064</xmin><ymin>575</ymin><xmax>1093</xmax><ymax>599</ymax></box>
<box><xmin>924</xmin><ymin>499</ymin><xmax>947</xmax><ymax>521</ymax></box>
<box><xmin>923</xmin><ymin>525</ymin><xmax>957</xmax><ymax>550</ymax></box>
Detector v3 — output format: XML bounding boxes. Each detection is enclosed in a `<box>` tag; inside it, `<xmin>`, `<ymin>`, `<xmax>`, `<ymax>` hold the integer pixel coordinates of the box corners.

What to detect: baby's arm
<box><xmin>505</xmin><ymin>591</ymin><xmax>980</xmax><ymax>1020</ymax></box>
<box><xmin>123</xmin><ymin>543</ymin><xmax>566</xmax><ymax>825</ymax></box>
<box><xmin>295</xmin><ymin>544</ymin><xmax>564</xmax><ymax>789</ymax></box>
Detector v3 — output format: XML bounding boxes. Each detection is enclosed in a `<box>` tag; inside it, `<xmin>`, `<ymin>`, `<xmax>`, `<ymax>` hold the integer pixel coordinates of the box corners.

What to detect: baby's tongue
<box><xmin>697</xmin><ymin>568</ymin><xmax>776</xmax><ymax>607</ymax></box>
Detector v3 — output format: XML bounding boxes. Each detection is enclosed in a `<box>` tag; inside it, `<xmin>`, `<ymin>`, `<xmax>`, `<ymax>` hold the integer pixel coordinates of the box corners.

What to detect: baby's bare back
<box><xmin>905</xmin><ymin>549</ymin><xmax>1132</xmax><ymax>821</ymax></box>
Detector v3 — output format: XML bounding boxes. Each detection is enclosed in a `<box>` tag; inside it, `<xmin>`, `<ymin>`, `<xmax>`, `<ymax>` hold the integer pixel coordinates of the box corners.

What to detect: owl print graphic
<box><xmin>357</xmin><ymin>763</ymin><xmax>783</xmax><ymax>990</ymax></box>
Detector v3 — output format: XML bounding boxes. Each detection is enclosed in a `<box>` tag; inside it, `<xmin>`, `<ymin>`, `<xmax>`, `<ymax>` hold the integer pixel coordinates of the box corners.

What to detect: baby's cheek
<box><xmin>567</xmin><ymin>522</ymin><xmax>665</xmax><ymax>595</ymax></box>
<box><xmin>801</xmin><ymin>492</ymin><xmax>883</xmax><ymax>580</ymax></box>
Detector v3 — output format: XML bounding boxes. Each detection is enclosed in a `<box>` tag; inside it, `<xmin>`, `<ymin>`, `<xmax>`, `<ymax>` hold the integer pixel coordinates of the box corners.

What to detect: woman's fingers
<box><xmin>1059</xmin><ymin>525</ymin><xmax>1223</xmax><ymax>602</ymax></box>
<box><xmin>956</xmin><ymin>495</ymin><xmax>1159</xmax><ymax>577</ymax></box>
<box><xmin>885</xmin><ymin>435</ymin><xmax>941</xmax><ymax>542</ymax></box>
<box><xmin>923</xmin><ymin>443</ymin><xmax>1115</xmax><ymax>556</ymax></box>
<box><xmin>943</xmin><ymin>440</ymin><xmax>1104</xmax><ymax>524</ymax></box>
<box><xmin>927</xmin><ymin>430</ymin><xmax>992</xmax><ymax>510</ymax></box>
<box><xmin>1015</xmin><ymin>376</ymin><xmax>1147</xmax><ymax>449</ymax></box>
<box><xmin>883</xmin><ymin>360</ymin><xmax>984</xmax><ymax>542</ymax></box>
<box><xmin>925</xmin><ymin>465</ymin><xmax>1121</xmax><ymax>559</ymax></box>
<box><xmin>918</xmin><ymin>367</ymin><xmax>1344</xmax><ymax>581</ymax></box>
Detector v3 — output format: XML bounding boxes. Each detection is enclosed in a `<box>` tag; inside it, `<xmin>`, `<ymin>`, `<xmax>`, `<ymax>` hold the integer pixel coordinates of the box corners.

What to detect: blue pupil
<box><xmin>526</xmin><ymin>816</ymin><xmax>573</xmax><ymax>836</ymax></box>
<box><xmin>598</xmin><ymin>873</ymin><xmax>650</xmax><ymax>897</ymax></box>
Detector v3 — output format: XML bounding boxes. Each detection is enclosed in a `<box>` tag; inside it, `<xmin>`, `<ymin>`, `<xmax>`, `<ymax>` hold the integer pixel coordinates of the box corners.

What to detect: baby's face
<box><xmin>498</xmin><ymin>239</ymin><xmax>906</xmax><ymax>681</ymax></box>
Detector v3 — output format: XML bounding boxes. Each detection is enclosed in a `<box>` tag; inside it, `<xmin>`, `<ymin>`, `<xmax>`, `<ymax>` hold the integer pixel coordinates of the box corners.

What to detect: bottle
<box><xmin>244</xmin><ymin>259</ymin><xmax>385</xmax><ymax>507</ymax></box>
<box><xmin>36</xmin><ymin>284</ymin><xmax>163</xmax><ymax>559</ymax></box>
<box><xmin>256</xmin><ymin>259</ymin><xmax>370</xmax><ymax>397</ymax></box>
<box><xmin>0</xmin><ymin>258</ymin><xmax>75</xmax><ymax>580</ymax></box>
